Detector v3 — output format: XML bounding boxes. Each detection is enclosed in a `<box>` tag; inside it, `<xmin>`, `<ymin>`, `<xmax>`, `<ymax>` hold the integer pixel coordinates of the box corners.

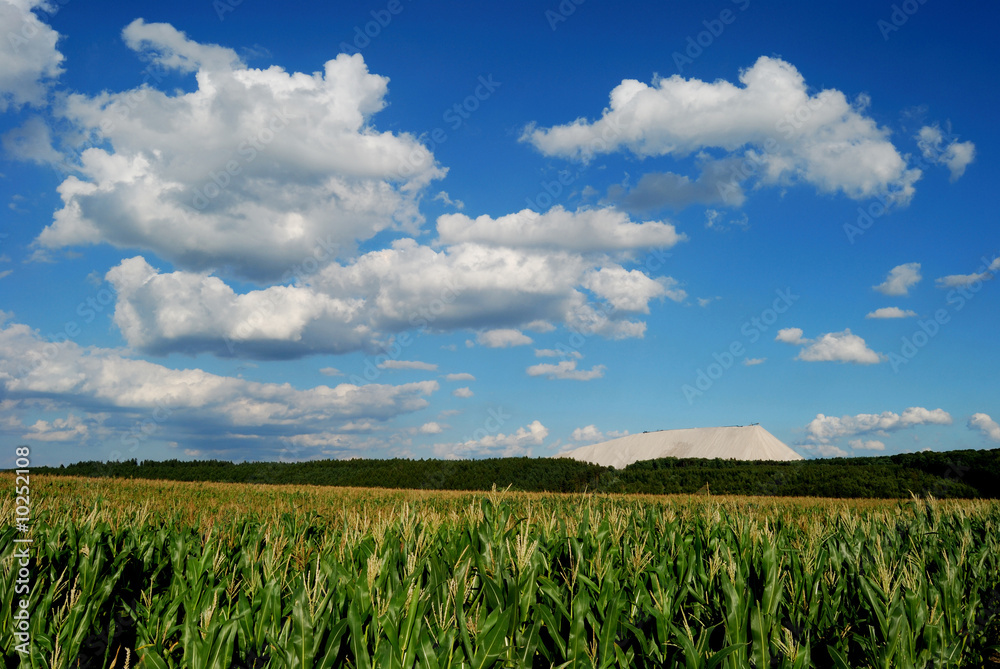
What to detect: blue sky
<box><xmin>1</xmin><ymin>0</ymin><xmax>998</xmax><ymax>466</ymax></box>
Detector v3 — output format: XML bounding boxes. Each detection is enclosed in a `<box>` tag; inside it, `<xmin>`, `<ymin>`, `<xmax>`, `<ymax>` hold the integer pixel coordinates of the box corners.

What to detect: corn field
<box><xmin>1</xmin><ymin>475</ymin><xmax>999</xmax><ymax>668</ymax></box>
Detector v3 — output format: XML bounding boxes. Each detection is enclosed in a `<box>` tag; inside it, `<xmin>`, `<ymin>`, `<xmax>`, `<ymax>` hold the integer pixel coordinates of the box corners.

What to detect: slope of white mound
<box><xmin>558</xmin><ymin>425</ymin><xmax>803</xmax><ymax>468</ymax></box>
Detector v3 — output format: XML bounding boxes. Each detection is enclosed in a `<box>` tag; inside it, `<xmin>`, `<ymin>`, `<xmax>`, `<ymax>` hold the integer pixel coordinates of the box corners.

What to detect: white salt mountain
<box><xmin>559</xmin><ymin>425</ymin><xmax>803</xmax><ymax>468</ymax></box>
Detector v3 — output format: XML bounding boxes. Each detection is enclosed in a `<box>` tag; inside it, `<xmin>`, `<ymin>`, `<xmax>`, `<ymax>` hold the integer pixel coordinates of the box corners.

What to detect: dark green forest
<box><xmin>22</xmin><ymin>447</ymin><xmax>1000</xmax><ymax>498</ymax></box>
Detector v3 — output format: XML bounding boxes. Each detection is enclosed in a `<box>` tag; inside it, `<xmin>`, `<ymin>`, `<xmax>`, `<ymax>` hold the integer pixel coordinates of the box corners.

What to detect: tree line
<box><xmin>21</xmin><ymin>447</ymin><xmax>999</xmax><ymax>498</ymax></box>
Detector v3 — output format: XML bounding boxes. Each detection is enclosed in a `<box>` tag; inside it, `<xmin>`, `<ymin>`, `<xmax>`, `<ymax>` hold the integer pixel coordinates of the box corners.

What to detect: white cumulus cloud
<box><xmin>378</xmin><ymin>360</ymin><xmax>438</xmax><ymax>371</ymax></box>
<box><xmin>526</xmin><ymin>360</ymin><xmax>605</xmax><ymax>381</ymax></box>
<box><xmin>816</xmin><ymin>444</ymin><xmax>848</xmax><ymax>458</ymax></box>
<box><xmin>583</xmin><ymin>266</ymin><xmax>685</xmax><ymax>311</ymax></box>
<box><xmin>848</xmin><ymin>439</ymin><xmax>886</xmax><ymax>451</ymax></box>
<box><xmin>917</xmin><ymin>125</ymin><xmax>975</xmax><ymax>181</ymax></box>
<box><xmin>524</xmin><ymin>56</ymin><xmax>921</xmax><ymax>204</ymax></box>
<box><xmin>874</xmin><ymin>263</ymin><xmax>921</xmax><ymax>296</ymax></box>
<box><xmin>570</xmin><ymin>424</ymin><xmax>628</xmax><ymax>443</ymax></box>
<box><xmin>775</xmin><ymin>328</ymin><xmax>804</xmax><ymax>345</ymax></box>
<box><xmin>34</xmin><ymin>22</ymin><xmax>444</xmax><ymax>280</ymax></box>
<box><xmin>0</xmin><ymin>316</ymin><xmax>438</xmax><ymax>457</ymax></box>
<box><xmin>24</xmin><ymin>412</ymin><xmax>92</xmax><ymax>442</ymax></box>
<box><xmin>418</xmin><ymin>421</ymin><xmax>445</xmax><ymax>435</ymax></box>
<box><xmin>935</xmin><ymin>257</ymin><xmax>1000</xmax><ymax>289</ymax></box>
<box><xmin>437</xmin><ymin>205</ymin><xmax>685</xmax><ymax>253</ymax></box>
<box><xmin>866</xmin><ymin>307</ymin><xmax>916</xmax><ymax>319</ymax></box>
<box><xmin>777</xmin><ymin>328</ymin><xmax>882</xmax><ymax>364</ymax></box>
<box><xmin>477</xmin><ymin>328</ymin><xmax>533</xmax><ymax>348</ymax></box>
<box><xmin>968</xmin><ymin>413</ymin><xmax>1000</xmax><ymax>442</ymax></box>
<box><xmin>805</xmin><ymin>407</ymin><xmax>952</xmax><ymax>446</ymax></box>
<box><xmin>105</xmin><ymin>239</ymin><xmax>665</xmax><ymax>359</ymax></box>
<box><xmin>433</xmin><ymin>420</ymin><xmax>548</xmax><ymax>459</ymax></box>
<box><xmin>0</xmin><ymin>0</ymin><xmax>64</xmax><ymax>110</ymax></box>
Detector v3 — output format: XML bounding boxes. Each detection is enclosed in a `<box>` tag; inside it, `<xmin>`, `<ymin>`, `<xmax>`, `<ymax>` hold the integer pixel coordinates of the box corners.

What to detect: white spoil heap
<box><xmin>558</xmin><ymin>425</ymin><xmax>803</xmax><ymax>468</ymax></box>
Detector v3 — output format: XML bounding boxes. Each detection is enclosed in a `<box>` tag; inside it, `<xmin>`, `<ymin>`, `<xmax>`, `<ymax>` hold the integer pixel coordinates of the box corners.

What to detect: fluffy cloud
<box><xmin>935</xmin><ymin>257</ymin><xmax>1000</xmax><ymax>288</ymax></box>
<box><xmin>776</xmin><ymin>328</ymin><xmax>882</xmax><ymax>364</ymax></box>
<box><xmin>570</xmin><ymin>424</ymin><xmax>628</xmax><ymax>443</ymax></box>
<box><xmin>24</xmin><ymin>412</ymin><xmax>93</xmax><ymax>442</ymax></box>
<box><xmin>34</xmin><ymin>21</ymin><xmax>443</xmax><ymax>280</ymax></box>
<box><xmin>582</xmin><ymin>266</ymin><xmax>685</xmax><ymax>311</ymax></box>
<box><xmin>444</xmin><ymin>372</ymin><xmax>475</xmax><ymax>381</ymax></box>
<box><xmin>774</xmin><ymin>328</ymin><xmax>805</xmax><ymax>345</ymax></box>
<box><xmin>433</xmin><ymin>420</ymin><xmax>548</xmax><ymax>458</ymax></box>
<box><xmin>0</xmin><ymin>0</ymin><xmax>64</xmax><ymax>110</ymax></box>
<box><xmin>535</xmin><ymin>348</ymin><xmax>582</xmax><ymax>359</ymax></box>
<box><xmin>0</xmin><ymin>316</ymin><xmax>437</xmax><ymax>457</ymax></box>
<box><xmin>106</xmin><ymin>256</ymin><xmax>374</xmax><ymax>358</ymax></box>
<box><xmin>2</xmin><ymin>115</ymin><xmax>61</xmax><ymax>164</ymax></box>
<box><xmin>314</xmin><ymin>240</ymin><xmax>661</xmax><ymax>341</ymax></box>
<box><xmin>526</xmin><ymin>360</ymin><xmax>605</xmax><ymax>381</ymax></box>
<box><xmin>743</xmin><ymin>357</ymin><xmax>766</xmax><ymax>366</ymax></box>
<box><xmin>866</xmin><ymin>307</ymin><xmax>916</xmax><ymax>319</ymax></box>
<box><xmin>524</xmin><ymin>320</ymin><xmax>556</xmax><ymax>333</ymax></box>
<box><xmin>917</xmin><ymin>125</ymin><xmax>975</xmax><ymax>181</ymax></box>
<box><xmin>848</xmin><ymin>439</ymin><xmax>886</xmax><ymax>451</ymax></box>
<box><xmin>968</xmin><ymin>413</ymin><xmax>1000</xmax><ymax>442</ymax></box>
<box><xmin>874</xmin><ymin>263</ymin><xmax>921</xmax><ymax>296</ymax></box>
<box><xmin>378</xmin><ymin>360</ymin><xmax>438</xmax><ymax>371</ymax></box>
<box><xmin>452</xmin><ymin>387</ymin><xmax>474</xmax><ymax>398</ymax></box>
<box><xmin>524</xmin><ymin>56</ymin><xmax>921</xmax><ymax>204</ymax></box>
<box><xmin>437</xmin><ymin>205</ymin><xmax>685</xmax><ymax>252</ymax></box>
<box><xmin>417</xmin><ymin>421</ymin><xmax>445</xmax><ymax>435</ymax></box>
<box><xmin>805</xmin><ymin>407</ymin><xmax>952</xmax><ymax>445</ymax></box>
<box><xmin>106</xmin><ymin>239</ymin><xmax>665</xmax><ymax>358</ymax></box>
<box><xmin>476</xmin><ymin>328</ymin><xmax>533</xmax><ymax>348</ymax></box>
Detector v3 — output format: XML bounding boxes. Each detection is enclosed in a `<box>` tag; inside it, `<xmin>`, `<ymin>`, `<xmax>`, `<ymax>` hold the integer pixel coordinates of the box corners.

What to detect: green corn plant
<box><xmin>1</xmin><ymin>475</ymin><xmax>999</xmax><ymax>668</ymax></box>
